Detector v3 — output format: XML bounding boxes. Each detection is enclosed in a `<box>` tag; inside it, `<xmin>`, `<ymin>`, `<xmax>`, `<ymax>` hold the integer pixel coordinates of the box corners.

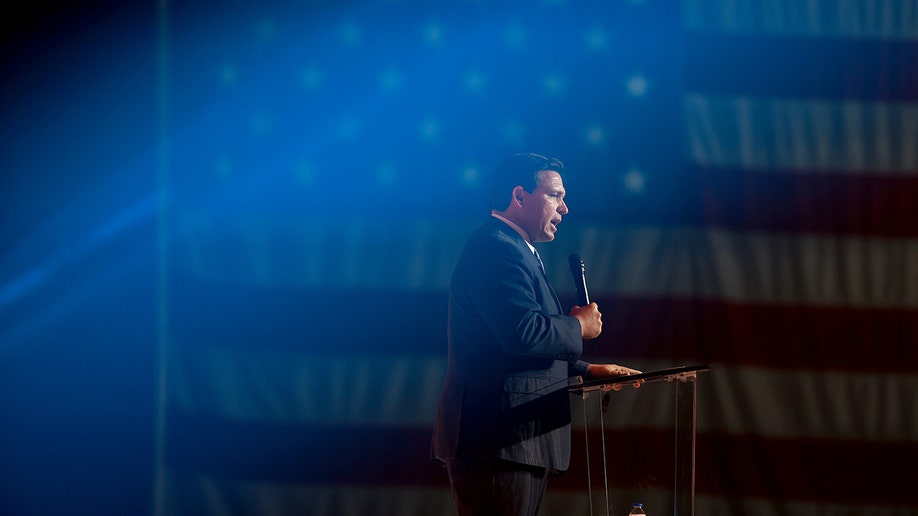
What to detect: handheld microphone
<box><xmin>568</xmin><ymin>253</ymin><xmax>590</xmax><ymax>306</ymax></box>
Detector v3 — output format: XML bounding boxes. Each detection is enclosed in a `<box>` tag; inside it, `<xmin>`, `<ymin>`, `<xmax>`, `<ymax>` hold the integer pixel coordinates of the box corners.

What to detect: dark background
<box><xmin>2</xmin><ymin>2</ymin><xmax>915</xmax><ymax>515</ymax></box>
<box><xmin>1</xmin><ymin>3</ymin><xmax>157</xmax><ymax>514</ymax></box>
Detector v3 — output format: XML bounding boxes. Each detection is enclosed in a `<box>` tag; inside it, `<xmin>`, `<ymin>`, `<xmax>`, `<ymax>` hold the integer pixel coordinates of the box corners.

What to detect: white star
<box><xmin>584</xmin><ymin>124</ymin><xmax>605</xmax><ymax>145</ymax></box>
<box><xmin>219</xmin><ymin>63</ymin><xmax>238</xmax><ymax>87</ymax></box>
<box><xmin>299</xmin><ymin>66</ymin><xmax>323</xmax><ymax>91</ymax></box>
<box><xmin>626</xmin><ymin>73</ymin><xmax>649</xmax><ymax>97</ymax></box>
<box><xmin>460</xmin><ymin>162</ymin><xmax>482</xmax><ymax>185</ymax></box>
<box><xmin>216</xmin><ymin>155</ymin><xmax>234</xmax><ymax>179</ymax></box>
<box><xmin>251</xmin><ymin>113</ymin><xmax>272</xmax><ymax>136</ymax></box>
<box><xmin>340</xmin><ymin>21</ymin><xmax>362</xmax><ymax>46</ymax></box>
<box><xmin>502</xmin><ymin>120</ymin><xmax>527</xmax><ymax>146</ymax></box>
<box><xmin>255</xmin><ymin>17</ymin><xmax>278</xmax><ymax>42</ymax></box>
<box><xmin>623</xmin><ymin>168</ymin><xmax>646</xmax><ymax>193</ymax></box>
<box><xmin>585</xmin><ymin>26</ymin><xmax>609</xmax><ymax>51</ymax></box>
<box><xmin>336</xmin><ymin>116</ymin><xmax>361</xmax><ymax>141</ymax></box>
<box><xmin>380</xmin><ymin>67</ymin><xmax>402</xmax><ymax>93</ymax></box>
<box><xmin>464</xmin><ymin>69</ymin><xmax>486</xmax><ymax>94</ymax></box>
<box><xmin>294</xmin><ymin>159</ymin><xmax>317</xmax><ymax>185</ymax></box>
<box><xmin>542</xmin><ymin>73</ymin><xmax>567</xmax><ymax>96</ymax></box>
<box><xmin>376</xmin><ymin>163</ymin><xmax>398</xmax><ymax>185</ymax></box>
<box><xmin>419</xmin><ymin>116</ymin><xmax>441</xmax><ymax>142</ymax></box>
<box><xmin>422</xmin><ymin>20</ymin><xmax>444</xmax><ymax>45</ymax></box>
<box><xmin>504</xmin><ymin>23</ymin><xmax>526</xmax><ymax>49</ymax></box>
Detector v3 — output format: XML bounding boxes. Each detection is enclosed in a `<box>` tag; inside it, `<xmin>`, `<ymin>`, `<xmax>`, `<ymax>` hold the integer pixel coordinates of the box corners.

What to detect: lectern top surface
<box><xmin>570</xmin><ymin>364</ymin><xmax>711</xmax><ymax>391</ymax></box>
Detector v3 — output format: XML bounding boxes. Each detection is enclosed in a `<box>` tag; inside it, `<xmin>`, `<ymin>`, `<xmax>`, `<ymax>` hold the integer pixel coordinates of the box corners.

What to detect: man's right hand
<box><xmin>570</xmin><ymin>302</ymin><xmax>602</xmax><ymax>339</ymax></box>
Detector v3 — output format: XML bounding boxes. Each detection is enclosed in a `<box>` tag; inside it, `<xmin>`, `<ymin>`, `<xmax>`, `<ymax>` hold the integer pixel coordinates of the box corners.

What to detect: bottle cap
<box><xmin>633</xmin><ymin>503</ymin><xmax>643</xmax><ymax>507</ymax></box>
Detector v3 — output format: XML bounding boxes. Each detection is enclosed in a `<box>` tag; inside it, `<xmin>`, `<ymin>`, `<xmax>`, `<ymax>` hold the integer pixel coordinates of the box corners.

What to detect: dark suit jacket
<box><xmin>432</xmin><ymin>216</ymin><xmax>589</xmax><ymax>471</ymax></box>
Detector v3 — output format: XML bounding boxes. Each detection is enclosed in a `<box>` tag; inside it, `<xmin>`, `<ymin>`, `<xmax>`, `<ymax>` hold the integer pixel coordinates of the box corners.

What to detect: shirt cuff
<box><xmin>569</xmin><ymin>360</ymin><xmax>589</xmax><ymax>378</ymax></box>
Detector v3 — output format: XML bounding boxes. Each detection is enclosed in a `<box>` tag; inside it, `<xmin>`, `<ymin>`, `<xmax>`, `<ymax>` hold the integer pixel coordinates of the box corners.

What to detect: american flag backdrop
<box><xmin>152</xmin><ymin>0</ymin><xmax>917</xmax><ymax>515</ymax></box>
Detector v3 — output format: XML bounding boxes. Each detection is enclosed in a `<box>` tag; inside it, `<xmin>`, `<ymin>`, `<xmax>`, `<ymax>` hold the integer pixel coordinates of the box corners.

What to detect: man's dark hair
<box><xmin>488</xmin><ymin>152</ymin><xmax>565</xmax><ymax>211</ymax></box>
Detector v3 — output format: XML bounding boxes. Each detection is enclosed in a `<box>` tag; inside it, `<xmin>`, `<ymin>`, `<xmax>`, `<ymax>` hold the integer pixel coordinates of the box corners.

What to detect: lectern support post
<box><xmin>674</xmin><ymin>374</ymin><xmax>697</xmax><ymax>516</ymax></box>
<box><xmin>571</xmin><ymin>364</ymin><xmax>709</xmax><ymax>516</ymax></box>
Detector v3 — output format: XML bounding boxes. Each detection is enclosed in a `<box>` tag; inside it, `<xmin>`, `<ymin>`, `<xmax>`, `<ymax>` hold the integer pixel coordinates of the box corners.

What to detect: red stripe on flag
<box><xmin>684</xmin><ymin>32</ymin><xmax>918</xmax><ymax>101</ymax></box>
<box><xmin>587</xmin><ymin>296</ymin><xmax>918</xmax><ymax>374</ymax></box>
<box><xmin>694</xmin><ymin>432</ymin><xmax>917</xmax><ymax>506</ymax></box>
<box><xmin>696</xmin><ymin>165</ymin><xmax>918</xmax><ymax>238</ymax></box>
<box><xmin>563</xmin><ymin>429</ymin><xmax>918</xmax><ymax>506</ymax></box>
<box><xmin>166</xmin><ymin>415</ymin><xmax>918</xmax><ymax>506</ymax></box>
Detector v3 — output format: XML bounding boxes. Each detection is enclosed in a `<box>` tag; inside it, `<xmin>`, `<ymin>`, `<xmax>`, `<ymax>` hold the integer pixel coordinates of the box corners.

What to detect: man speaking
<box><xmin>432</xmin><ymin>153</ymin><xmax>642</xmax><ymax>516</ymax></box>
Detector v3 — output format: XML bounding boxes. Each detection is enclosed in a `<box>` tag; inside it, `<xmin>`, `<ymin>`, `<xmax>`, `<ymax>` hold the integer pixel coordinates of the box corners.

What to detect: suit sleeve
<box><xmin>466</xmin><ymin>237</ymin><xmax>583</xmax><ymax>362</ymax></box>
<box><xmin>569</xmin><ymin>360</ymin><xmax>589</xmax><ymax>378</ymax></box>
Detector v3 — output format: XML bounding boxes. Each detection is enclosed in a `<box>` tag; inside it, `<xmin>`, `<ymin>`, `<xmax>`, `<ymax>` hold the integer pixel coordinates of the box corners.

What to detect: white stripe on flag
<box><xmin>684</xmin><ymin>94</ymin><xmax>918</xmax><ymax>174</ymax></box>
<box><xmin>548</xmin><ymin>226</ymin><xmax>918</xmax><ymax>308</ymax></box>
<box><xmin>170</xmin><ymin>348</ymin><xmax>918</xmax><ymax>443</ymax></box>
<box><xmin>170</xmin><ymin>349</ymin><xmax>445</xmax><ymax>426</ymax></box>
<box><xmin>175</xmin><ymin>214</ymin><xmax>918</xmax><ymax>309</ymax></box>
<box><xmin>160</xmin><ymin>476</ymin><xmax>455</xmax><ymax>516</ymax></box>
<box><xmin>161</xmin><ymin>475</ymin><xmax>918</xmax><ymax>516</ymax></box>
<box><xmin>684</xmin><ymin>0</ymin><xmax>918</xmax><ymax>40</ymax></box>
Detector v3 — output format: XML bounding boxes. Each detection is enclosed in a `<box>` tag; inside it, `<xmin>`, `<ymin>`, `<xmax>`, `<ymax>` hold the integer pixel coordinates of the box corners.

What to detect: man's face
<box><xmin>520</xmin><ymin>170</ymin><xmax>568</xmax><ymax>243</ymax></box>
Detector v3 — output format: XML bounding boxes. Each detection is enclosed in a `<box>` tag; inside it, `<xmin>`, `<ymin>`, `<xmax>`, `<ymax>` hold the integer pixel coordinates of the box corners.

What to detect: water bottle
<box><xmin>628</xmin><ymin>502</ymin><xmax>646</xmax><ymax>515</ymax></box>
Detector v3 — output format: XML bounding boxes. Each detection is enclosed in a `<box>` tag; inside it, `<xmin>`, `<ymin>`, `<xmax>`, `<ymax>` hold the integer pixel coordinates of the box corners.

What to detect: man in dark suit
<box><xmin>432</xmin><ymin>153</ymin><xmax>642</xmax><ymax>515</ymax></box>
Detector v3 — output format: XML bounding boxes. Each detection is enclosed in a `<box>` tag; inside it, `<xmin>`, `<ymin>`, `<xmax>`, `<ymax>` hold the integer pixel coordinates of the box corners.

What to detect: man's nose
<box><xmin>558</xmin><ymin>200</ymin><xmax>569</xmax><ymax>214</ymax></box>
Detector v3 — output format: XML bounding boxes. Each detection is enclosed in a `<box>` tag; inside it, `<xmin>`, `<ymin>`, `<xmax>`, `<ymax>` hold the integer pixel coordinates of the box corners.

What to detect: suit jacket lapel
<box><xmin>490</xmin><ymin>218</ymin><xmax>565</xmax><ymax>314</ymax></box>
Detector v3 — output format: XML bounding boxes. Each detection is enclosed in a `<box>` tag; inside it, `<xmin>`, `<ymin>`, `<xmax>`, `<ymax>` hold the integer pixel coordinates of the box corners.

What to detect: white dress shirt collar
<box><xmin>491</xmin><ymin>212</ymin><xmax>536</xmax><ymax>254</ymax></box>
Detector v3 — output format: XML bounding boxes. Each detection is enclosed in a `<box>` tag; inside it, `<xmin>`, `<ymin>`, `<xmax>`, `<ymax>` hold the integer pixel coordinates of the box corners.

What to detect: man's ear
<box><xmin>512</xmin><ymin>186</ymin><xmax>526</xmax><ymax>206</ymax></box>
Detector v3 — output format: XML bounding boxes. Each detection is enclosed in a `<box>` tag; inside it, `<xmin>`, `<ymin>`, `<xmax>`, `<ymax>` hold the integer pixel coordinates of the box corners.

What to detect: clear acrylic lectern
<box><xmin>569</xmin><ymin>364</ymin><xmax>711</xmax><ymax>516</ymax></box>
